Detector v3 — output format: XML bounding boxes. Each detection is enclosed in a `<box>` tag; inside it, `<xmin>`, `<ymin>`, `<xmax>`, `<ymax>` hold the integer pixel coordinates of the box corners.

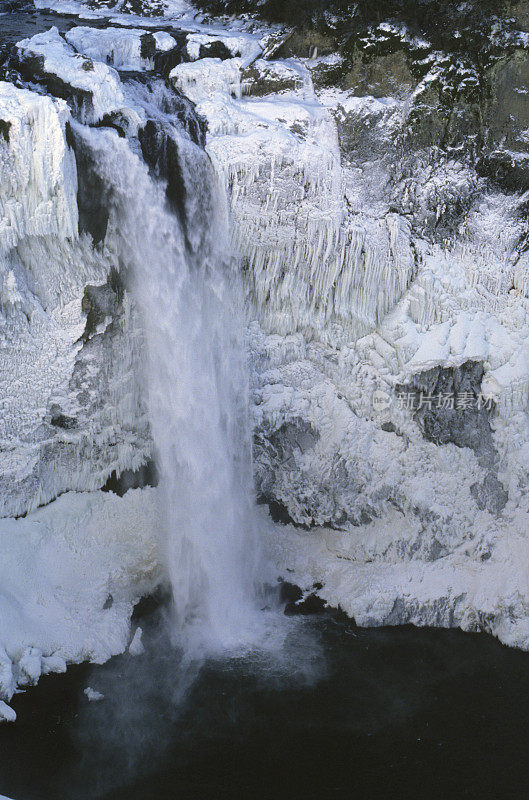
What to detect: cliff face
<box><xmin>0</xmin><ymin>0</ymin><xmax>529</xmax><ymax>682</ymax></box>
<box><xmin>183</xmin><ymin>0</ymin><xmax>529</xmax><ymax>645</ymax></box>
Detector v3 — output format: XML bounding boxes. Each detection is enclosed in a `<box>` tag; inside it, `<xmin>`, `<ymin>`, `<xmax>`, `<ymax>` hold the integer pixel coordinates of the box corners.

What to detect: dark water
<box><xmin>0</xmin><ymin>3</ymin><xmax>86</xmax><ymax>45</ymax></box>
<box><xmin>1</xmin><ymin>611</ymin><xmax>529</xmax><ymax>800</ymax></box>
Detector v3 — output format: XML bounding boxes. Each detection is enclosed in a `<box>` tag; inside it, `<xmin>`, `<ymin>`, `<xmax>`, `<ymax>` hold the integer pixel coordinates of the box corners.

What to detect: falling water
<box><xmin>73</xmin><ymin>83</ymin><xmax>265</xmax><ymax>652</ymax></box>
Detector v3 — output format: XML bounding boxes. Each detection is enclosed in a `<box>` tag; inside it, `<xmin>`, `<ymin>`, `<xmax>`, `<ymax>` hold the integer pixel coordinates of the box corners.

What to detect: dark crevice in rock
<box><xmin>0</xmin><ymin>119</ymin><xmax>11</xmax><ymax>142</ymax></box>
<box><xmin>68</xmin><ymin>124</ymin><xmax>112</xmax><ymax>245</ymax></box>
<box><xmin>136</xmin><ymin>89</ymin><xmax>205</xmax><ymax>245</ymax></box>
<box><xmin>284</xmin><ymin>591</ymin><xmax>327</xmax><ymax>616</ymax></box>
<box><xmin>101</xmin><ymin>460</ymin><xmax>159</xmax><ymax>497</ymax></box>
<box><xmin>140</xmin><ymin>32</ymin><xmax>158</xmax><ymax>60</ymax></box>
<box><xmin>80</xmin><ymin>274</ymin><xmax>123</xmax><ymax>342</ymax></box>
<box><xmin>471</xmin><ymin>473</ymin><xmax>509</xmax><ymax>515</ymax></box>
<box><xmin>131</xmin><ymin>584</ymin><xmax>171</xmax><ymax>622</ymax></box>
<box><xmin>153</xmin><ymin>45</ymin><xmax>186</xmax><ymax>75</ymax></box>
<box><xmin>49</xmin><ymin>408</ymin><xmax>78</xmax><ymax>430</ymax></box>
<box><xmin>279</xmin><ymin>580</ymin><xmax>327</xmax><ymax>615</ymax></box>
<box><xmin>397</xmin><ymin>361</ymin><xmax>496</xmax><ymax>462</ymax></box>
<box><xmin>257</xmin><ymin>494</ymin><xmax>309</xmax><ymax>529</ymax></box>
<box><xmin>277</xmin><ymin>579</ymin><xmax>357</xmax><ymax>625</ymax></box>
<box><xmin>197</xmin><ymin>40</ymin><xmax>232</xmax><ymax>60</ymax></box>
<box><xmin>13</xmin><ymin>488</ymin><xmax>70</xmax><ymax>520</ymax></box>
<box><xmin>141</xmin><ymin>81</ymin><xmax>207</xmax><ymax>147</ymax></box>
<box><xmin>254</xmin><ymin>418</ymin><xmax>321</xmax><ymax>527</ymax></box>
<box><xmin>138</xmin><ymin>118</ymin><xmax>188</xmax><ymax>231</ymax></box>
<box><xmin>140</xmin><ymin>31</ymin><xmax>188</xmax><ymax>75</ymax></box>
<box><xmin>477</xmin><ymin>149</ymin><xmax>529</xmax><ymax>194</ymax></box>
<box><xmin>93</xmin><ymin>111</ymin><xmax>130</xmax><ymax>138</ymax></box>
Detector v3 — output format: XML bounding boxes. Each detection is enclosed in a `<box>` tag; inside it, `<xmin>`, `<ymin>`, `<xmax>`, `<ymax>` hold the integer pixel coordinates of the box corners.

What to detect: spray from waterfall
<box><xmin>72</xmin><ymin>84</ymin><xmax>268</xmax><ymax>652</ymax></box>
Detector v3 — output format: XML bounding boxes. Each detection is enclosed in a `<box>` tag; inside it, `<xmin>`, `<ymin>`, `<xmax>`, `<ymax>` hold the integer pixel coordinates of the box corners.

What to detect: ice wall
<box><xmin>171</xmin><ymin>58</ymin><xmax>417</xmax><ymax>339</ymax></box>
<box><xmin>168</xmin><ymin>32</ymin><xmax>529</xmax><ymax>648</ymax></box>
<box><xmin>0</xmin><ymin>63</ymin><xmax>149</xmax><ymax>517</ymax></box>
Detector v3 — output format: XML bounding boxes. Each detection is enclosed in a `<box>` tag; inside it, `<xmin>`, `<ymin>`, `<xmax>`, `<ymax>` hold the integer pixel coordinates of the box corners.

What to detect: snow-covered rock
<box><xmin>128</xmin><ymin>626</ymin><xmax>145</xmax><ymax>655</ymax></box>
<box><xmin>0</xmin><ymin>701</ymin><xmax>16</xmax><ymax>724</ymax></box>
<box><xmin>84</xmin><ymin>686</ymin><xmax>104</xmax><ymax>701</ymax></box>
<box><xmin>65</xmin><ymin>26</ymin><xmax>179</xmax><ymax>71</ymax></box>
<box><xmin>0</xmin><ymin>488</ymin><xmax>160</xmax><ymax>698</ymax></box>
<box><xmin>16</xmin><ymin>27</ymin><xmax>125</xmax><ymax>124</ymax></box>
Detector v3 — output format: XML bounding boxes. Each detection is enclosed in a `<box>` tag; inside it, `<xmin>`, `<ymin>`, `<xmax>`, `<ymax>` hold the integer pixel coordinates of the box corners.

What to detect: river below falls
<box><xmin>1</xmin><ymin>610</ymin><xmax>529</xmax><ymax>800</ymax></box>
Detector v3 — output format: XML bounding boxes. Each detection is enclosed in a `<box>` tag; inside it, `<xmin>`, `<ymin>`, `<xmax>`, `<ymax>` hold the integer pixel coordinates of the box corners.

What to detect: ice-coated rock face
<box><xmin>0</xmin><ymin>82</ymin><xmax>77</xmax><ymax>251</ymax></box>
<box><xmin>164</xmin><ymin>1</ymin><xmax>529</xmax><ymax>648</ymax></box>
<box><xmin>65</xmin><ymin>26</ymin><xmax>178</xmax><ymax>72</ymax></box>
<box><xmin>0</xmin><ymin>72</ymin><xmax>150</xmax><ymax>517</ymax></box>
<box><xmin>170</xmin><ymin>58</ymin><xmax>417</xmax><ymax>339</ymax></box>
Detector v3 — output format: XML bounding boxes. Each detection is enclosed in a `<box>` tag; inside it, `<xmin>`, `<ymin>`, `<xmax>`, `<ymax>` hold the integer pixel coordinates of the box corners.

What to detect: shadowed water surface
<box><xmin>1</xmin><ymin>614</ymin><xmax>529</xmax><ymax>800</ymax></box>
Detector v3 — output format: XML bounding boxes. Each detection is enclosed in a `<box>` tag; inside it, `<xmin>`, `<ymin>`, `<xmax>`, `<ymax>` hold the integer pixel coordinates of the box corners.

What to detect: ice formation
<box><xmin>0</xmin><ymin>80</ymin><xmax>147</xmax><ymax>518</ymax></box>
<box><xmin>65</xmin><ymin>26</ymin><xmax>176</xmax><ymax>71</ymax></box>
<box><xmin>128</xmin><ymin>627</ymin><xmax>144</xmax><ymax>656</ymax></box>
<box><xmin>1</xmin><ymin>0</ymin><xmax>529</xmax><ymax>707</ymax></box>
<box><xmin>171</xmin><ymin>58</ymin><xmax>417</xmax><ymax>339</ymax></box>
<box><xmin>166</xmin><ymin>12</ymin><xmax>529</xmax><ymax>649</ymax></box>
<box><xmin>0</xmin><ymin>488</ymin><xmax>160</xmax><ymax>720</ymax></box>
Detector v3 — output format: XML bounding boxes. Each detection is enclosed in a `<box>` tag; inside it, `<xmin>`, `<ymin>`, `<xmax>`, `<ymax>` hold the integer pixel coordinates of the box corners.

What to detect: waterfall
<box><xmin>72</xmin><ymin>82</ymin><xmax>264</xmax><ymax>652</ymax></box>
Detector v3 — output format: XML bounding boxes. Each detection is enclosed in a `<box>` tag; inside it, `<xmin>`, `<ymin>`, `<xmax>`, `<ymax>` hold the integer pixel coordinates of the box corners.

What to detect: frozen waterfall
<box><xmin>72</xmin><ymin>82</ymin><xmax>264</xmax><ymax>651</ymax></box>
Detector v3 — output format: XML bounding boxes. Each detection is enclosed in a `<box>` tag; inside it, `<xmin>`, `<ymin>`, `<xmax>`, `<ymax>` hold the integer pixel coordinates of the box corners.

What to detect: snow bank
<box><xmin>0</xmin><ymin>488</ymin><xmax>160</xmax><ymax>717</ymax></box>
<box><xmin>268</xmin><ymin>498</ymin><xmax>529</xmax><ymax>650</ymax></box>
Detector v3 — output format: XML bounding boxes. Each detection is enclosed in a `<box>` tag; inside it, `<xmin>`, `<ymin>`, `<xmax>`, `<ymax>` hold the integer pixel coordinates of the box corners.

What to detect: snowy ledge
<box><xmin>268</xmin><ymin>503</ymin><xmax>529</xmax><ymax>652</ymax></box>
<box><xmin>0</xmin><ymin>488</ymin><xmax>161</xmax><ymax>721</ymax></box>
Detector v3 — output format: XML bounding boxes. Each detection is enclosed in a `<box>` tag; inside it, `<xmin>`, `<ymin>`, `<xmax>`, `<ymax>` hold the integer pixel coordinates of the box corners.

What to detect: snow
<box><xmin>17</xmin><ymin>28</ymin><xmax>125</xmax><ymax>123</ymax></box>
<box><xmin>128</xmin><ymin>626</ymin><xmax>145</xmax><ymax>655</ymax></box>
<box><xmin>84</xmin><ymin>686</ymin><xmax>104</xmax><ymax>701</ymax></box>
<box><xmin>65</xmin><ymin>26</ymin><xmax>179</xmax><ymax>71</ymax></box>
<box><xmin>0</xmin><ymin>488</ymin><xmax>160</xmax><ymax>706</ymax></box>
